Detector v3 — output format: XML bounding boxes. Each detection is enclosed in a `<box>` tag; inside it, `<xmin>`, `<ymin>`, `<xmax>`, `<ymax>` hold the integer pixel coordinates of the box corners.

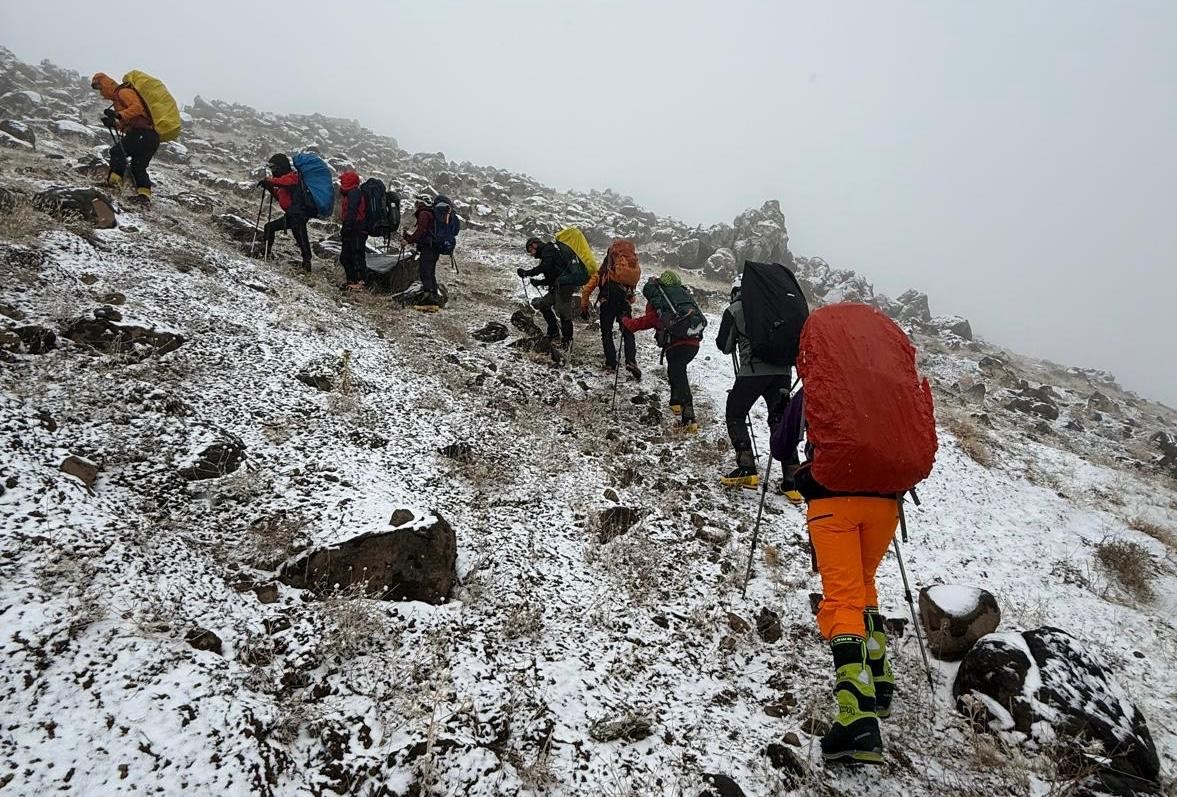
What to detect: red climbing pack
<box><xmin>797</xmin><ymin>303</ymin><xmax>937</xmax><ymax>493</ymax></box>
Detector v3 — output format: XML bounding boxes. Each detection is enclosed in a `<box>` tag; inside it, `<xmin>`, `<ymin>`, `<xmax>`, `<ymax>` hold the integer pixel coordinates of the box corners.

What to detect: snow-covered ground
<box><xmin>2</xmin><ymin>194</ymin><xmax>1174</xmax><ymax>795</ymax></box>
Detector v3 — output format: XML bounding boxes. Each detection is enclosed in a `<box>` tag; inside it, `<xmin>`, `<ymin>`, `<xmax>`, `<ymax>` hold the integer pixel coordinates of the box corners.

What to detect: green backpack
<box><xmin>644</xmin><ymin>279</ymin><xmax>707</xmax><ymax>345</ymax></box>
<box><xmin>554</xmin><ymin>241</ymin><xmax>590</xmax><ymax>287</ymax></box>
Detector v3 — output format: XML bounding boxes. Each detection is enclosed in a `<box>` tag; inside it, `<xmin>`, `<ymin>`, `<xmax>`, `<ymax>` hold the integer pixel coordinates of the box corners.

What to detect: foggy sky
<box><xmin>4</xmin><ymin>1</ymin><xmax>1175</xmax><ymax>405</ymax></box>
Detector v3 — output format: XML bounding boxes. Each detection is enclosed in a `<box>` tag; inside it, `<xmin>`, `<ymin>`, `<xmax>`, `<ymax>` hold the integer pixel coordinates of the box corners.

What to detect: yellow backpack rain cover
<box><xmin>556</xmin><ymin>226</ymin><xmax>598</xmax><ymax>277</ymax></box>
<box><xmin>122</xmin><ymin>70</ymin><xmax>182</xmax><ymax>142</ymax></box>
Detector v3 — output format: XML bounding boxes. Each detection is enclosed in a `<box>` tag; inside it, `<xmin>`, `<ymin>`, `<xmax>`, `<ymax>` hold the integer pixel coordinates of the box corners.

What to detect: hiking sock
<box><xmin>865</xmin><ymin>608</ymin><xmax>895</xmax><ymax>718</ymax></box>
<box><xmin>820</xmin><ymin>635</ymin><xmax>883</xmax><ymax>764</ymax></box>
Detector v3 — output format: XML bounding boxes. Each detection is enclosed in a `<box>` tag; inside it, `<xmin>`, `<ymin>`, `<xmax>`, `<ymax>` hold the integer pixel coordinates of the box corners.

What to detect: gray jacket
<box><xmin>715</xmin><ymin>297</ymin><xmax>793</xmax><ymax>378</ymax></box>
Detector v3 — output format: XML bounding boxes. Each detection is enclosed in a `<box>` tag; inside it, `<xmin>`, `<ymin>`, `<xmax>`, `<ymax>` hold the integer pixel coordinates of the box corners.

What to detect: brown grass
<box><xmin>1094</xmin><ymin>538</ymin><xmax>1155</xmax><ymax>601</ymax></box>
<box><xmin>1128</xmin><ymin>516</ymin><xmax>1176</xmax><ymax>550</ymax></box>
<box><xmin>945</xmin><ymin>412</ymin><xmax>994</xmax><ymax>468</ymax></box>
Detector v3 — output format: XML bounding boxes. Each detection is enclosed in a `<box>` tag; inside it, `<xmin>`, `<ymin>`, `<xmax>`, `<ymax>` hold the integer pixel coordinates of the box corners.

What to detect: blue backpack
<box><xmin>292</xmin><ymin>152</ymin><xmax>334</xmax><ymax>219</ymax></box>
<box><xmin>430</xmin><ymin>194</ymin><xmax>461</xmax><ymax>255</ymax></box>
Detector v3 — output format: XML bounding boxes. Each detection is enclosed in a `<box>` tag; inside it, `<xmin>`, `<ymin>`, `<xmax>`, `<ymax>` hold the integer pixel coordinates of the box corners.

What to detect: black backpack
<box><xmin>360</xmin><ymin>178</ymin><xmax>393</xmax><ymax>238</ymax></box>
<box><xmin>430</xmin><ymin>194</ymin><xmax>461</xmax><ymax>255</ymax></box>
<box><xmin>739</xmin><ymin>261</ymin><xmax>809</xmax><ymax>368</ymax></box>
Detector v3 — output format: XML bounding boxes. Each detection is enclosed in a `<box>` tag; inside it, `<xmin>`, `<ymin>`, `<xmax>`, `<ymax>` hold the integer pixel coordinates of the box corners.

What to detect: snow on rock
<box><xmin>919</xmin><ymin>584</ymin><xmax>1000</xmax><ymax>659</ymax></box>
<box><xmin>50</xmin><ymin>118</ymin><xmax>98</xmax><ymax>142</ymax></box>
<box><xmin>955</xmin><ymin>627</ymin><xmax>1161</xmax><ymax>795</ymax></box>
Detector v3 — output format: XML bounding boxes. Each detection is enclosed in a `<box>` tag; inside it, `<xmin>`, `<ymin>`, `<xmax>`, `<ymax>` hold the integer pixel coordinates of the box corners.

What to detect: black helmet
<box><xmin>267</xmin><ymin>153</ymin><xmax>291</xmax><ymax>175</ymax></box>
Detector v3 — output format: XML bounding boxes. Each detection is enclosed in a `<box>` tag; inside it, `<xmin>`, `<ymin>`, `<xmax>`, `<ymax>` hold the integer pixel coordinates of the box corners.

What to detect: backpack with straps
<box><xmin>554</xmin><ymin>241</ymin><xmax>590</xmax><ymax>287</ymax></box>
<box><xmin>797</xmin><ymin>303</ymin><xmax>937</xmax><ymax>493</ymax></box>
<box><xmin>360</xmin><ymin>178</ymin><xmax>391</xmax><ymax>237</ymax></box>
<box><xmin>292</xmin><ymin>152</ymin><xmax>334</xmax><ymax>219</ymax></box>
<box><xmin>430</xmin><ymin>194</ymin><xmax>461</xmax><ymax>254</ymax></box>
<box><xmin>740</xmin><ymin>260</ymin><xmax>809</xmax><ymax>368</ymax></box>
<box><xmin>644</xmin><ymin>279</ymin><xmax>707</xmax><ymax>345</ymax></box>
<box><xmin>603</xmin><ymin>239</ymin><xmax>641</xmax><ymax>289</ymax></box>
<box><xmin>121</xmin><ymin>70</ymin><xmax>182</xmax><ymax>142</ymax></box>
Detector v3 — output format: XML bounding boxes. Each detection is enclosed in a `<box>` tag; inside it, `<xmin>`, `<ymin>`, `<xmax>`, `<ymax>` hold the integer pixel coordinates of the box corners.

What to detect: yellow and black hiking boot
<box><xmin>865</xmin><ymin>609</ymin><xmax>896</xmax><ymax>718</ymax></box>
<box><xmin>412</xmin><ymin>304</ymin><xmax>441</xmax><ymax>314</ymax></box>
<box><xmin>821</xmin><ymin>635</ymin><xmax>883</xmax><ymax>765</ymax></box>
<box><xmin>669</xmin><ymin>403</ymin><xmax>682</xmax><ymax>416</ymax></box>
<box><xmin>721</xmin><ymin>466</ymin><xmax>760</xmax><ymax>489</ymax></box>
<box><xmin>131</xmin><ymin>186</ymin><xmax>152</xmax><ymax>203</ymax></box>
<box><xmin>106</xmin><ymin>173</ymin><xmax>123</xmax><ymax>191</ymax></box>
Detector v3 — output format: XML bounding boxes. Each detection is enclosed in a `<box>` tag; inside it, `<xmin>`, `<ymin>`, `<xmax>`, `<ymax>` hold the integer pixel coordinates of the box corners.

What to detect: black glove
<box><xmin>256</xmin><ymin>180</ymin><xmax>269</xmax><ymax>189</ymax></box>
<box><xmin>103</xmin><ymin>107</ymin><xmax>117</xmax><ymax>121</ymax></box>
<box><xmin>530</xmin><ymin>279</ymin><xmax>544</xmax><ymax>287</ymax></box>
<box><xmin>516</xmin><ymin>268</ymin><xmax>527</xmax><ymax>278</ymax></box>
<box><xmin>101</xmin><ymin>115</ymin><xmax>115</xmax><ymax>129</ymax></box>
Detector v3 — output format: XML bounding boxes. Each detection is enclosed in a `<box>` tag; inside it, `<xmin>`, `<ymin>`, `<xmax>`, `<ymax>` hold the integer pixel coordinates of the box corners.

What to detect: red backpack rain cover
<box><xmin>797</xmin><ymin>303</ymin><xmax>938</xmax><ymax>493</ymax></box>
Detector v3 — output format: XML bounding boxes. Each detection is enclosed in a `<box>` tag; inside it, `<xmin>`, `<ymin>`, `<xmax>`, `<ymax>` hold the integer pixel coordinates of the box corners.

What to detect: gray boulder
<box><xmin>32</xmin><ymin>186</ymin><xmax>116</xmax><ymax>229</ymax></box>
<box><xmin>279</xmin><ymin>512</ymin><xmax>457</xmax><ymax>604</ymax></box>
<box><xmin>895</xmin><ymin>289</ymin><xmax>932</xmax><ymax>325</ymax></box>
<box><xmin>954</xmin><ymin>627</ymin><xmax>1160</xmax><ymax>796</ymax></box>
<box><xmin>703</xmin><ymin>247</ymin><xmax>737</xmax><ymax>281</ymax></box>
<box><xmin>919</xmin><ymin>585</ymin><xmax>1000</xmax><ymax>659</ymax></box>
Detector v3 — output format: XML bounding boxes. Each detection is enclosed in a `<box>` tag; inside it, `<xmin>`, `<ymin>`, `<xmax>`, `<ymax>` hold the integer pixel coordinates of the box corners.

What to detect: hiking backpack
<box><xmin>430</xmin><ymin>194</ymin><xmax>461</xmax><ymax>255</ymax></box>
<box><xmin>121</xmin><ymin>70</ymin><xmax>182</xmax><ymax>142</ymax></box>
<box><xmin>292</xmin><ymin>152</ymin><xmax>334</xmax><ymax>219</ymax></box>
<box><xmin>554</xmin><ymin>241</ymin><xmax>590</xmax><ymax>287</ymax></box>
<box><xmin>360</xmin><ymin>178</ymin><xmax>392</xmax><ymax>238</ymax></box>
<box><xmin>740</xmin><ymin>261</ymin><xmax>809</xmax><ymax>368</ymax></box>
<box><xmin>603</xmin><ymin>239</ymin><xmax>641</xmax><ymax>289</ymax></box>
<box><xmin>555</xmin><ymin>226</ymin><xmax>599</xmax><ymax>277</ymax></box>
<box><xmin>644</xmin><ymin>279</ymin><xmax>707</xmax><ymax>344</ymax></box>
<box><xmin>796</xmin><ymin>303</ymin><xmax>937</xmax><ymax>493</ymax></box>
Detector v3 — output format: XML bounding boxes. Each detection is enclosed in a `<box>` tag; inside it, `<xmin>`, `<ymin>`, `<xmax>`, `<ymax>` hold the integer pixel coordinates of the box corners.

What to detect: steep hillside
<box><xmin>1</xmin><ymin>49</ymin><xmax>1175</xmax><ymax>797</ymax></box>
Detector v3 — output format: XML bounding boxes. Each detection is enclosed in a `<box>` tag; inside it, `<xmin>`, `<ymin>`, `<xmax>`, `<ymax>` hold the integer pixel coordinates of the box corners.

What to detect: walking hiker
<box><xmin>622</xmin><ymin>271</ymin><xmax>704</xmax><ymax>433</ymax></box>
<box><xmin>769</xmin><ymin>302</ymin><xmax>937</xmax><ymax>765</ymax></box>
<box><xmin>518</xmin><ymin>237</ymin><xmax>584</xmax><ymax>349</ymax></box>
<box><xmin>258</xmin><ymin>153</ymin><xmax>314</xmax><ymax>270</ymax></box>
<box><xmin>338</xmin><ymin>170</ymin><xmax>368</xmax><ymax>290</ymax></box>
<box><xmin>715</xmin><ymin>276</ymin><xmax>802</xmax><ymax>500</ymax></box>
<box><xmin>403</xmin><ymin>194</ymin><xmax>442</xmax><ymax>307</ymax></box>
<box><xmin>90</xmin><ymin>72</ymin><xmax>160</xmax><ymax>203</ymax></box>
<box><xmin>581</xmin><ymin>239</ymin><xmax>642</xmax><ymax>378</ymax></box>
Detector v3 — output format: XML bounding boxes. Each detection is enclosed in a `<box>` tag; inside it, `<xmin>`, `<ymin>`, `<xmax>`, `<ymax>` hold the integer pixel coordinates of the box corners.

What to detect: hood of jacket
<box><xmin>339</xmin><ymin>171</ymin><xmax>361</xmax><ymax>191</ymax></box>
<box><xmin>91</xmin><ymin>72</ymin><xmax>118</xmax><ymax>100</ymax></box>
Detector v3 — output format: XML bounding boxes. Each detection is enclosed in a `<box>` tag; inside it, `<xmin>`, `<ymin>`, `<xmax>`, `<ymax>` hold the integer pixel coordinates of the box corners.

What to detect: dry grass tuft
<box><xmin>1128</xmin><ymin>516</ymin><xmax>1176</xmax><ymax>550</ymax></box>
<box><xmin>1094</xmin><ymin>538</ymin><xmax>1155</xmax><ymax>601</ymax></box>
<box><xmin>944</xmin><ymin>412</ymin><xmax>994</xmax><ymax>468</ymax></box>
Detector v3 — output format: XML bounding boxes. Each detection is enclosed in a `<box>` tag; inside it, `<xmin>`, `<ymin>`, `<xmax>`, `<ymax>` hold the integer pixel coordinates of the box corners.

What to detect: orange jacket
<box><xmin>580</xmin><ymin>269</ymin><xmax>634</xmax><ymax>311</ymax></box>
<box><xmin>91</xmin><ymin>73</ymin><xmax>152</xmax><ymax>132</ymax></box>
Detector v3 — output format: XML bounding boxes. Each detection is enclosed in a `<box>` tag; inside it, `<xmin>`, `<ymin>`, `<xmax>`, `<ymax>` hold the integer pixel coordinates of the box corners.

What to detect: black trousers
<box><xmin>725</xmin><ymin>374</ymin><xmax>797</xmax><ymax>469</ymax></box>
<box><xmin>341</xmin><ymin>230</ymin><xmax>368</xmax><ymax>283</ymax></box>
<box><xmin>599</xmin><ymin>300</ymin><xmax>636</xmax><ymax>368</ymax></box>
<box><xmin>110</xmin><ymin>128</ymin><xmax>160</xmax><ymax>189</ymax></box>
<box><xmin>263</xmin><ymin>213</ymin><xmax>312</xmax><ymax>263</ymax></box>
<box><xmin>665</xmin><ymin>345</ymin><xmax>697</xmax><ymax>422</ymax></box>
<box><xmin>418</xmin><ymin>246</ymin><xmax>440</xmax><ymax>294</ymax></box>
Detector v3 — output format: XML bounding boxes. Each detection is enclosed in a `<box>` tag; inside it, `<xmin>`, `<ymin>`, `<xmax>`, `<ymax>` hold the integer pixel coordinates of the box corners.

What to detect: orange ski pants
<box><xmin>807</xmin><ymin>496</ymin><xmax>899</xmax><ymax>640</ymax></box>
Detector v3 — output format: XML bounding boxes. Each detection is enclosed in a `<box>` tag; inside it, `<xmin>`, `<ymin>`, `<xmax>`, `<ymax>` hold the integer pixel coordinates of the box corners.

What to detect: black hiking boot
<box><xmin>625</xmin><ymin>362</ymin><xmax>642</xmax><ymax>381</ymax></box>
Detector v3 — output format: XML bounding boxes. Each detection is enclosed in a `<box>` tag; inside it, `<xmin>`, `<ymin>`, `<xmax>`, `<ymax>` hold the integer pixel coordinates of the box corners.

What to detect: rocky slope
<box><xmin>2</xmin><ymin>47</ymin><xmax>1175</xmax><ymax>796</ymax></box>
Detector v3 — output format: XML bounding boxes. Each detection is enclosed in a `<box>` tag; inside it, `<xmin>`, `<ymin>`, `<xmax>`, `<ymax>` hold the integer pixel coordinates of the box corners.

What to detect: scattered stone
<box><xmin>62</xmin><ymin>313</ymin><xmax>184</xmax><ymax>358</ymax></box>
<box><xmin>954</xmin><ymin>627</ymin><xmax>1159</xmax><ymax>796</ymax></box>
<box><xmin>60</xmin><ymin>454</ymin><xmax>99</xmax><ymax>488</ymax></box>
<box><xmin>920</xmin><ymin>585</ymin><xmax>1000</xmax><ymax>660</ymax></box>
<box><xmin>765</xmin><ymin>742</ymin><xmax>806</xmax><ymax>782</ymax></box>
<box><xmin>695</xmin><ymin>526</ymin><xmax>730</xmax><ymax>545</ymax></box>
<box><xmin>389</xmin><ymin>509</ymin><xmax>414</xmax><ymax>527</ymax></box>
<box><xmin>93</xmin><ymin>306</ymin><xmax>122</xmax><ymax>322</ymax></box>
<box><xmin>98</xmin><ymin>291</ymin><xmax>126</xmax><ymax>306</ymax></box>
<box><xmin>1005</xmin><ymin>396</ymin><xmax>1059</xmax><ymax>421</ymax></box>
<box><xmin>782</xmin><ymin>732</ymin><xmax>802</xmax><ymax>747</ymax></box>
<box><xmin>756</xmin><ymin>607</ymin><xmax>782</xmax><ymax>643</ymax></box>
<box><xmin>509</xmin><ymin>307</ymin><xmax>542</xmax><ymax>337</ymax></box>
<box><xmin>263</xmin><ymin>615</ymin><xmax>291</xmax><ymax>635</ymax></box>
<box><xmin>808</xmin><ymin>592</ymin><xmax>822</xmax><ymax>615</ymax></box>
<box><xmin>253</xmin><ymin>583</ymin><xmax>279</xmax><ymax>604</ymax></box>
<box><xmin>178</xmin><ymin>437</ymin><xmax>246</xmax><ymax>481</ymax></box>
<box><xmin>603</xmin><ymin>488</ymin><xmax>620</xmax><ymax>503</ymax></box>
<box><xmin>32</xmin><ymin>186</ymin><xmax>116</xmax><ymax>229</ymax></box>
<box><xmin>598</xmin><ymin>506</ymin><xmax>640</xmax><ymax>542</ymax></box>
<box><xmin>0</xmin><ymin>303</ymin><xmax>24</xmax><ymax>321</ymax></box>
<box><xmin>185</xmin><ymin>627</ymin><xmax>222</xmax><ymax>655</ymax></box>
<box><xmin>588</xmin><ymin>714</ymin><xmax>652</xmax><ymax>743</ymax></box>
<box><xmin>393</xmin><ymin>281</ymin><xmax>448</xmax><ymax>309</ymax></box>
<box><xmin>1</xmin><ymin>324</ymin><xmax>57</xmax><ymax>355</ymax></box>
<box><xmin>280</xmin><ymin>514</ymin><xmax>457</xmax><ymax>604</ymax></box>
<box><xmin>0</xmin><ymin>119</ymin><xmax>35</xmax><ymax>148</ymax></box>
<box><xmin>700</xmin><ymin>773</ymin><xmax>745</xmax><ymax>797</ymax></box>
<box><xmin>471</xmin><ymin>321</ymin><xmax>508</xmax><ymax>343</ymax></box>
<box><xmin>725</xmin><ymin>612</ymin><xmax>751</xmax><ymax>635</ymax></box>
<box><xmin>439</xmin><ymin>442</ymin><xmax>474</xmax><ymax>464</ymax></box>
<box><xmin>800</xmin><ymin>716</ymin><xmax>828</xmax><ymax>736</ymax></box>
<box><xmin>296</xmin><ymin>354</ymin><xmax>343</xmax><ymax>391</ymax></box>
<box><xmin>763</xmin><ymin>702</ymin><xmax>791</xmax><ymax>718</ymax></box>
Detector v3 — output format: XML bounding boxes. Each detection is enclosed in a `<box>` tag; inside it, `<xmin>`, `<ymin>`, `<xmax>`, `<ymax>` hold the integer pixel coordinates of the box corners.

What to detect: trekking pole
<box><xmin>895</xmin><ymin>498</ymin><xmax>934</xmax><ymax>690</ymax></box>
<box><xmin>450</xmin><ymin>253</ymin><xmax>460</xmax><ymax>274</ymax></box>
<box><xmin>263</xmin><ymin>194</ymin><xmax>273</xmax><ymax>263</ymax></box>
<box><xmin>250</xmin><ymin>186</ymin><xmax>266</xmax><ymax>258</ymax></box>
<box><xmin>610</xmin><ymin>328</ymin><xmax>622</xmax><ymax>412</ymax></box>
<box><xmin>521</xmin><ymin>276</ymin><xmax>531</xmax><ymax>303</ymax></box>
<box><xmin>740</xmin><ymin>454</ymin><xmax>774</xmax><ymax>598</ymax></box>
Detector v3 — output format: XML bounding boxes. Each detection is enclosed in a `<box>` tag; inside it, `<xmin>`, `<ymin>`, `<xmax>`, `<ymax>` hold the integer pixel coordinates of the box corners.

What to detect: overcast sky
<box><xmin>4</xmin><ymin>1</ymin><xmax>1175</xmax><ymax>404</ymax></box>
